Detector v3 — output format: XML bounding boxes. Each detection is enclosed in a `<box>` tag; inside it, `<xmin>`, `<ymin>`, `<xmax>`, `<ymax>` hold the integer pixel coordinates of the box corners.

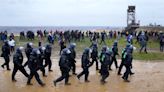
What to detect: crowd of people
<box><xmin>0</xmin><ymin>29</ymin><xmax>164</xmax><ymax>87</ymax></box>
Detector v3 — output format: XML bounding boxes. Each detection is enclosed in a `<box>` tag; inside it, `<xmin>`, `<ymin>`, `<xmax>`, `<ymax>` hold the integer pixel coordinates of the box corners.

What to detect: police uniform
<box><xmin>77</xmin><ymin>48</ymin><xmax>91</xmax><ymax>82</ymax></box>
<box><xmin>44</xmin><ymin>44</ymin><xmax>53</xmax><ymax>71</ymax></box>
<box><xmin>54</xmin><ymin>48</ymin><xmax>71</xmax><ymax>86</ymax></box>
<box><xmin>12</xmin><ymin>47</ymin><xmax>29</xmax><ymax>81</ymax></box>
<box><xmin>1</xmin><ymin>41</ymin><xmax>11</xmax><ymax>70</ymax></box>
<box><xmin>90</xmin><ymin>43</ymin><xmax>99</xmax><ymax>70</ymax></box>
<box><xmin>38</xmin><ymin>47</ymin><xmax>46</xmax><ymax>77</ymax></box>
<box><xmin>68</xmin><ymin>43</ymin><xmax>77</xmax><ymax>75</ymax></box>
<box><xmin>100</xmin><ymin>49</ymin><xmax>112</xmax><ymax>84</ymax></box>
<box><xmin>24</xmin><ymin>43</ymin><xmax>33</xmax><ymax>67</ymax></box>
<box><xmin>109</xmin><ymin>42</ymin><xmax>119</xmax><ymax>70</ymax></box>
<box><xmin>27</xmin><ymin>49</ymin><xmax>45</xmax><ymax>86</ymax></box>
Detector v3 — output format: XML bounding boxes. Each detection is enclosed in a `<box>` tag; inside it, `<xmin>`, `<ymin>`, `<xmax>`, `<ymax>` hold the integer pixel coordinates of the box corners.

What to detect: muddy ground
<box><xmin>0</xmin><ymin>52</ymin><xmax>164</xmax><ymax>92</ymax></box>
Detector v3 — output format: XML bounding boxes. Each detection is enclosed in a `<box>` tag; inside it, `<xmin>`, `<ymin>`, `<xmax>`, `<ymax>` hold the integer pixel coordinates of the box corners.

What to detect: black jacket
<box><xmin>91</xmin><ymin>47</ymin><xmax>98</xmax><ymax>59</ymax></box>
<box><xmin>45</xmin><ymin>48</ymin><xmax>51</xmax><ymax>58</ymax></box>
<box><xmin>59</xmin><ymin>54</ymin><xmax>70</xmax><ymax>70</ymax></box>
<box><xmin>1</xmin><ymin>44</ymin><xmax>10</xmax><ymax>57</ymax></box>
<box><xmin>124</xmin><ymin>53</ymin><xmax>133</xmax><ymax>66</ymax></box>
<box><xmin>13</xmin><ymin>51</ymin><xmax>23</xmax><ymax>67</ymax></box>
<box><xmin>81</xmin><ymin>53</ymin><xmax>90</xmax><ymax>68</ymax></box>
<box><xmin>28</xmin><ymin>53</ymin><xmax>39</xmax><ymax>70</ymax></box>
<box><xmin>25</xmin><ymin>47</ymin><xmax>33</xmax><ymax>57</ymax></box>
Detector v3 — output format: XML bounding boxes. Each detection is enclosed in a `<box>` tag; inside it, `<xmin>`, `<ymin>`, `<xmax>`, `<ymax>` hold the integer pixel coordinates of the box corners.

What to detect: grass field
<box><xmin>0</xmin><ymin>36</ymin><xmax>164</xmax><ymax>60</ymax></box>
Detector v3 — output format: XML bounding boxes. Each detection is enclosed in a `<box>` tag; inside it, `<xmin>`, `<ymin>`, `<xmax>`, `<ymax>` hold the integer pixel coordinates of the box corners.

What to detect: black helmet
<box><xmin>69</xmin><ymin>43</ymin><xmax>76</xmax><ymax>49</ymax></box>
<box><xmin>83</xmin><ymin>47</ymin><xmax>91</xmax><ymax>54</ymax></box>
<box><xmin>27</xmin><ymin>42</ymin><xmax>33</xmax><ymax>47</ymax></box>
<box><xmin>16</xmin><ymin>46</ymin><xmax>24</xmax><ymax>53</ymax></box>
<box><xmin>31</xmin><ymin>49</ymin><xmax>41</xmax><ymax>56</ymax></box>
<box><xmin>39</xmin><ymin>46</ymin><xmax>46</xmax><ymax>53</ymax></box>
<box><xmin>62</xmin><ymin>48</ymin><xmax>71</xmax><ymax>55</ymax></box>
<box><xmin>4</xmin><ymin>40</ymin><xmax>9</xmax><ymax>46</ymax></box>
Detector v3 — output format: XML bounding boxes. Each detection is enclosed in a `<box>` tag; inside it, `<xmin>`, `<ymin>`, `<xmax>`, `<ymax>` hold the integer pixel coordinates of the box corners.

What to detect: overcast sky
<box><xmin>0</xmin><ymin>0</ymin><xmax>164</xmax><ymax>26</ymax></box>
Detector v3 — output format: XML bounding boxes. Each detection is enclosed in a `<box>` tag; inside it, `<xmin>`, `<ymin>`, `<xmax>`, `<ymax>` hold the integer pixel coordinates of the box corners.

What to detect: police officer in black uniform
<box><xmin>122</xmin><ymin>47</ymin><xmax>133</xmax><ymax>82</ymax></box>
<box><xmin>53</xmin><ymin>48</ymin><xmax>71</xmax><ymax>86</ymax></box>
<box><xmin>1</xmin><ymin>40</ymin><xmax>11</xmax><ymax>70</ymax></box>
<box><xmin>99</xmin><ymin>46</ymin><xmax>107</xmax><ymax>73</ymax></box>
<box><xmin>100</xmin><ymin>48</ymin><xmax>112</xmax><ymax>84</ymax></box>
<box><xmin>68</xmin><ymin>43</ymin><xmax>77</xmax><ymax>75</ymax></box>
<box><xmin>99</xmin><ymin>46</ymin><xmax>107</xmax><ymax>64</ymax></box>
<box><xmin>27</xmin><ymin>49</ymin><xmax>45</xmax><ymax>86</ymax></box>
<box><xmin>118</xmin><ymin>43</ymin><xmax>130</xmax><ymax>75</ymax></box>
<box><xmin>38</xmin><ymin>46</ymin><xmax>47</xmax><ymax>77</ymax></box>
<box><xmin>77</xmin><ymin>48</ymin><xmax>92</xmax><ymax>82</ymax></box>
<box><xmin>44</xmin><ymin>44</ymin><xmax>53</xmax><ymax>72</ymax></box>
<box><xmin>12</xmin><ymin>47</ymin><xmax>29</xmax><ymax>82</ymax></box>
<box><xmin>90</xmin><ymin>42</ymin><xmax>99</xmax><ymax>70</ymax></box>
<box><xmin>24</xmin><ymin>42</ymin><xmax>33</xmax><ymax>67</ymax></box>
<box><xmin>109</xmin><ymin>41</ymin><xmax>119</xmax><ymax>70</ymax></box>
<box><xmin>118</xmin><ymin>44</ymin><xmax>135</xmax><ymax>75</ymax></box>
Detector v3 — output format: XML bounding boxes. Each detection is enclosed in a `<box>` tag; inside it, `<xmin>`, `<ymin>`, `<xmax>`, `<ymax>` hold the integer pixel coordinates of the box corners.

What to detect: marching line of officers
<box><xmin>1</xmin><ymin>40</ymin><xmax>135</xmax><ymax>87</ymax></box>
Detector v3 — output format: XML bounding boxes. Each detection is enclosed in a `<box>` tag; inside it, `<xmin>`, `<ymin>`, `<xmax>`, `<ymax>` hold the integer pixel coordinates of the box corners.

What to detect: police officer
<box><xmin>68</xmin><ymin>43</ymin><xmax>77</xmax><ymax>75</ymax></box>
<box><xmin>99</xmin><ymin>46</ymin><xmax>107</xmax><ymax>63</ymax></box>
<box><xmin>27</xmin><ymin>49</ymin><xmax>45</xmax><ymax>86</ymax></box>
<box><xmin>24</xmin><ymin>42</ymin><xmax>33</xmax><ymax>67</ymax></box>
<box><xmin>100</xmin><ymin>48</ymin><xmax>112</xmax><ymax>84</ymax></box>
<box><xmin>12</xmin><ymin>47</ymin><xmax>29</xmax><ymax>82</ymax></box>
<box><xmin>77</xmin><ymin>48</ymin><xmax>92</xmax><ymax>82</ymax></box>
<box><xmin>122</xmin><ymin>47</ymin><xmax>133</xmax><ymax>82</ymax></box>
<box><xmin>38</xmin><ymin>46</ymin><xmax>47</xmax><ymax>77</ymax></box>
<box><xmin>118</xmin><ymin>44</ymin><xmax>135</xmax><ymax>76</ymax></box>
<box><xmin>109</xmin><ymin>41</ymin><xmax>119</xmax><ymax>70</ymax></box>
<box><xmin>118</xmin><ymin>43</ymin><xmax>131</xmax><ymax>75</ymax></box>
<box><xmin>53</xmin><ymin>48</ymin><xmax>71</xmax><ymax>86</ymax></box>
<box><xmin>44</xmin><ymin>44</ymin><xmax>53</xmax><ymax>72</ymax></box>
<box><xmin>1</xmin><ymin>40</ymin><xmax>11</xmax><ymax>70</ymax></box>
<box><xmin>90</xmin><ymin>42</ymin><xmax>99</xmax><ymax>70</ymax></box>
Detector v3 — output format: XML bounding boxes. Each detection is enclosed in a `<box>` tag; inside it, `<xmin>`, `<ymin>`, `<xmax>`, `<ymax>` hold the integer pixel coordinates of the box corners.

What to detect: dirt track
<box><xmin>0</xmin><ymin>56</ymin><xmax>164</xmax><ymax>92</ymax></box>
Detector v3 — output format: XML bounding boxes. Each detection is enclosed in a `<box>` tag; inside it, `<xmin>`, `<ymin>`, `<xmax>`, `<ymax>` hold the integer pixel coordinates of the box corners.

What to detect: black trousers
<box><xmin>118</xmin><ymin>60</ymin><xmax>124</xmax><ymax>74</ymax></box>
<box><xmin>24</xmin><ymin>56</ymin><xmax>30</xmax><ymax>67</ymax></box>
<box><xmin>44</xmin><ymin>57</ymin><xmax>52</xmax><ymax>71</ymax></box>
<box><xmin>109</xmin><ymin>56</ymin><xmax>118</xmax><ymax>69</ymax></box>
<box><xmin>91</xmin><ymin>58</ymin><xmax>99</xmax><ymax>70</ymax></box>
<box><xmin>70</xmin><ymin>61</ymin><xmax>76</xmax><ymax>74</ymax></box>
<box><xmin>55</xmin><ymin>67</ymin><xmax>69</xmax><ymax>84</ymax></box>
<box><xmin>100</xmin><ymin>66</ymin><xmax>109</xmax><ymax>82</ymax></box>
<box><xmin>122</xmin><ymin>65</ymin><xmax>131</xmax><ymax>80</ymax></box>
<box><xmin>77</xmin><ymin>67</ymin><xmax>89</xmax><ymax>81</ymax></box>
<box><xmin>27</xmin><ymin>68</ymin><xmax>43</xmax><ymax>85</ymax></box>
<box><xmin>2</xmin><ymin>56</ymin><xmax>10</xmax><ymax>70</ymax></box>
<box><xmin>38</xmin><ymin>65</ymin><xmax>46</xmax><ymax>76</ymax></box>
<box><xmin>12</xmin><ymin>65</ymin><xmax>29</xmax><ymax>80</ymax></box>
